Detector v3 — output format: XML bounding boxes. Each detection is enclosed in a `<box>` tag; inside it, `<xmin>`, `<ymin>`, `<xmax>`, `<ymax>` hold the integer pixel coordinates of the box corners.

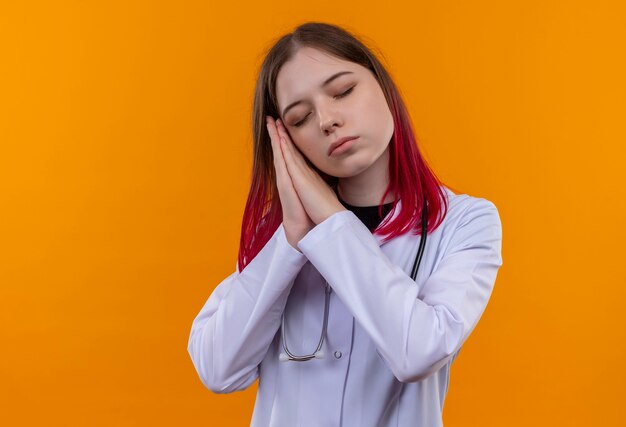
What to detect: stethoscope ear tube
<box><xmin>410</xmin><ymin>198</ymin><xmax>428</xmax><ymax>282</ymax></box>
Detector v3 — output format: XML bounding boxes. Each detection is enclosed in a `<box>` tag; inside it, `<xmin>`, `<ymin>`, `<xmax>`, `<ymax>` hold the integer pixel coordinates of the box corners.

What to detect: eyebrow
<box><xmin>281</xmin><ymin>71</ymin><xmax>354</xmax><ymax>118</ymax></box>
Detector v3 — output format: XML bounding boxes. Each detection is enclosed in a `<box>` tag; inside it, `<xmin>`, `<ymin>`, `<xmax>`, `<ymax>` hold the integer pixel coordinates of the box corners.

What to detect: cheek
<box><xmin>295</xmin><ymin>142</ymin><xmax>330</xmax><ymax>173</ymax></box>
<box><xmin>291</xmin><ymin>138</ymin><xmax>318</xmax><ymax>163</ymax></box>
<box><xmin>283</xmin><ymin>130</ymin><xmax>307</xmax><ymax>155</ymax></box>
<box><xmin>369</xmin><ymin>95</ymin><xmax>394</xmax><ymax>139</ymax></box>
<box><xmin>373</xmin><ymin>87</ymin><xmax>392</xmax><ymax>119</ymax></box>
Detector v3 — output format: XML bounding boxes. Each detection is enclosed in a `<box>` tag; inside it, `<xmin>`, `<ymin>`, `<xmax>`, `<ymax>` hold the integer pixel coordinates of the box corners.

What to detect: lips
<box><xmin>328</xmin><ymin>136</ymin><xmax>359</xmax><ymax>156</ymax></box>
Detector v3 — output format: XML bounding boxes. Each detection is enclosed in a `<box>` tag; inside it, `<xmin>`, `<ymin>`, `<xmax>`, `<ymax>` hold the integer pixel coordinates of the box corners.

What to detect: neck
<box><xmin>334</xmin><ymin>146</ymin><xmax>397</xmax><ymax>206</ymax></box>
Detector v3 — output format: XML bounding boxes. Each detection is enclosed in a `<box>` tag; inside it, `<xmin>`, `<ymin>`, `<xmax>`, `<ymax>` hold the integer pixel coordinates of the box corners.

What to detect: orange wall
<box><xmin>1</xmin><ymin>1</ymin><xmax>624</xmax><ymax>426</ymax></box>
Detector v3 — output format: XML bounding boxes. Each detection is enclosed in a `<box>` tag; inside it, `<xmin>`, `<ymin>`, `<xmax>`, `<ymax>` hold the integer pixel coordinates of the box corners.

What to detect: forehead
<box><xmin>275</xmin><ymin>47</ymin><xmax>360</xmax><ymax>108</ymax></box>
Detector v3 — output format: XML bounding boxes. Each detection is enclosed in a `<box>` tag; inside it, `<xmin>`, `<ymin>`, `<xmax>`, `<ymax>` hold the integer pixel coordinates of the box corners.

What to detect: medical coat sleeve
<box><xmin>187</xmin><ymin>223</ymin><xmax>308</xmax><ymax>393</ymax></box>
<box><xmin>297</xmin><ymin>198</ymin><xmax>503</xmax><ymax>383</ymax></box>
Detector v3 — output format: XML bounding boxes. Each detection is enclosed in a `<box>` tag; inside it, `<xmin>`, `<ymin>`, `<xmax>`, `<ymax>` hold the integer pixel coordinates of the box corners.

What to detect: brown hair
<box><xmin>238</xmin><ymin>21</ymin><xmax>454</xmax><ymax>273</ymax></box>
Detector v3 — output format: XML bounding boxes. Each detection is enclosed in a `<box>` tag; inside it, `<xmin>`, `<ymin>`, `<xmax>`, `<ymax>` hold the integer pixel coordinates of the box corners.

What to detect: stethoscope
<box><xmin>279</xmin><ymin>198</ymin><xmax>428</xmax><ymax>362</ymax></box>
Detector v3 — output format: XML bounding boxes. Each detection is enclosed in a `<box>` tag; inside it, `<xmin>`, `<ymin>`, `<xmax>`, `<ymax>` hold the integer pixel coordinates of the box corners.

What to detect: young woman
<box><xmin>188</xmin><ymin>22</ymin><xmax>503</xmax><ymax>427</ymax></box>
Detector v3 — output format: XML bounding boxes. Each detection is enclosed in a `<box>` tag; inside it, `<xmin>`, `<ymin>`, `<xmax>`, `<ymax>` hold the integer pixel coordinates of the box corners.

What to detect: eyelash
<box><xmin>292</xmin><ymin>86</ymin><xmax>355</xmax><ymax>128</ymax></box>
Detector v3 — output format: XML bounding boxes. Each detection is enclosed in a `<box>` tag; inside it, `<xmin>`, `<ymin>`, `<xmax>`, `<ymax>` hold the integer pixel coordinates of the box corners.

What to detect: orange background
<box><xmin>1</xmin><ymin>1</ymin><xmax>625</xmax><ymax>426</ymax></box>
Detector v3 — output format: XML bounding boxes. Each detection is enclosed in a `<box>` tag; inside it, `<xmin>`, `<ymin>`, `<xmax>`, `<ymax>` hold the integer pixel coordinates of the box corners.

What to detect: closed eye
<box><xmin>292</xmin><ymin>85</ymin><xmax>356</xmax><ymax>128</ymax></box>
<box><xmin>335</xmin><ymin>85</ymin><xmax>354</xmax><ymax>99</ymax></box>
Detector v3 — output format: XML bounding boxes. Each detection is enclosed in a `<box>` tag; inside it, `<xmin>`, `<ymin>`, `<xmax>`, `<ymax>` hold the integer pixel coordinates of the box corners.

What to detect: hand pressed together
<box><xmin>266</xmin><ymin>115</ymin><xmax>346</xmax><ymax>250</ymax></box>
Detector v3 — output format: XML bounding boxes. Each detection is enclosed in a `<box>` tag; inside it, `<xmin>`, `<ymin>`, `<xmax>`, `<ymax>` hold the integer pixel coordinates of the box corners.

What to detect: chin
<box><xmin>322</xmin><ymin>157</ymin><xmax>373</xmax><ymax>179</ymax></box>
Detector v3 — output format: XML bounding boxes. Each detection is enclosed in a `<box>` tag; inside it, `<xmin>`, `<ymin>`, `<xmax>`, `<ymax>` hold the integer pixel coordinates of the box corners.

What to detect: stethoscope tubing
<box><xmin>280</xmin><ymin>197</ymin><xmax>428</xmax><ymax>362</ymax></box>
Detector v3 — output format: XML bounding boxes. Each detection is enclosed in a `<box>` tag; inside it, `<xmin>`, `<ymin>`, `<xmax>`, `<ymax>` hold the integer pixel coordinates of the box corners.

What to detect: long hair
<box><xmin>237</xmin><ymin>22</ymin><xmax>456</xmax><ymax>273</ymax></box>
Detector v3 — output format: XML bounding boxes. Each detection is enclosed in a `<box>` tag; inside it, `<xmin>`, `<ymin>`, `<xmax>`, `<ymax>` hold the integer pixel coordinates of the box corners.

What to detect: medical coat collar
<box><xmin>368</xmin><ymin>197</ymin><xmax>408</xmax><ymax>247</ymax></box>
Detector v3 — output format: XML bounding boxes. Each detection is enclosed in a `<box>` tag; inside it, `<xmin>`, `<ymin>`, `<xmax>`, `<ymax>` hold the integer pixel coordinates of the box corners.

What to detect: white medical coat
<box><xmin>188</xmin><ymin>186</ymin><xmax>503</xmax><ymax>426</ymax></box>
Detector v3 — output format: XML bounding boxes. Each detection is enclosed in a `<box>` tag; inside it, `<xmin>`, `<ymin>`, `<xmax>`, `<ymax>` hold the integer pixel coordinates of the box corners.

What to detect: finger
<box><xmin>275</xmin><ymin>119</ymin><xmax>298</xmax><ymax>176</ymax></box>
<box><xmin>275</xmin><ymin>119</ymin><xmax>306</xmax><ymax>167</ymax></box>
<box><xmin>267</xmin><ymin>118</ymin><xmax>286</xmax><ymax>165</ymax></box>
<box><xmin>266</xmin><ymin>117</ymin><xmax>290</xmax><ymax>182</ymax></box>
<box><xmin>266</xmin><ymin>116</ymin><xmax>281</xmax><ymax>152</ymax></box>
<box><xmin>268</xmin><ymin>117</ymin><xmax>303</xmax><ymax>202</ymax></box>
<box><xmin>276</xmin><ymin>119</ymin><xmax>314</xmax><ymax>178</ymax></box>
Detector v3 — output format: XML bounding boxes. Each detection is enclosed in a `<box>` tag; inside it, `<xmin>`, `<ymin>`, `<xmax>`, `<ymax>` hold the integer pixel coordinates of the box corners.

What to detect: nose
<box><xmin>319</xmin><ymin>104</ymin><xmax>343</xmax><ymax>135</ymax></box>
<box><xmin>321</xmin><ymin>119</ymin><xmax>339</xmax><ymax>135</ymax></box>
